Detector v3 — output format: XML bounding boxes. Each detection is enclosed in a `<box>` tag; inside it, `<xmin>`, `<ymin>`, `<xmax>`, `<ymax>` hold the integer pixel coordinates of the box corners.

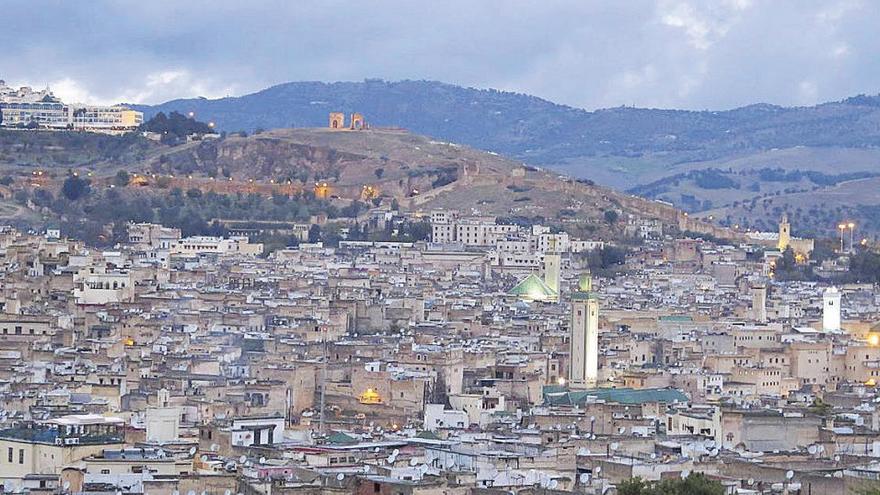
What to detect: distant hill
<box><xmin>133</xmin><ymin>80</ymin><xmax>880</xmax><ymax>189</ymax></box>
<box><xmin>0</xmin><ymin>127</ymin><xmax>730</xmax><ymax>246</ymax></box>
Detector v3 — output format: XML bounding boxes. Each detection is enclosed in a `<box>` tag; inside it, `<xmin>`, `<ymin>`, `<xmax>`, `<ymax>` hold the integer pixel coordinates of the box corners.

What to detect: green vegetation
<box><xmin>603</xmin><ymin>209</ymin><xmax>619</xmax><ymax>224</ymax></box>
<box><xmin>61</xmin><ymin>172</ymin><xmax>91</xmax><ymax>201</ymax></box>
<box><xmin>693</xmin><ymin>169</ymin><xmax>738</xmax><ymax>190</ymax></box>
<box><xmin>12</xmin><ymin>185</ymin><xmax>369</xmax><ymax>246</ymax></box>
<box><xmin>140</xmin><ymin>111</ymin><xmax>215</xmax><ymax>144</ymax></box>
<box><xmin>617</xmin><ymin>473</ymin><xmax>724</xmax><ymax>495</ymax></box>
<box><xmin>0</xmin><ymin>128</ymin><xmax>154</xmax><ymax>168</ymax></box>
<box><xmin>575</xmin><ymin>245</ymin><xmax>627</xmax><ymax>277</ymax></box>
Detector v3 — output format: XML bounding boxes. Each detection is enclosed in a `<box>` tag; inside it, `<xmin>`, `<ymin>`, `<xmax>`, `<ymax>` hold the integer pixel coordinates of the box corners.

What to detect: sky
<box><xmin>2</xmin><ymin>0</ymin><xmax>878</xmax><ymax>110</ymax></box>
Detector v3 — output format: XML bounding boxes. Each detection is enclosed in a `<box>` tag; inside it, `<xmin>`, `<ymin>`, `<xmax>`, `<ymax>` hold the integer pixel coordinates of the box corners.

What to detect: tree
<box><xmin>61</xmin><ymin>173</ymin><xmax>91</xmax><ymax>201</ymax></box>
<box><xmin>604</xmin><ymin>209</ymin><xmax>619</xmax><ymax>224</ymax></box>
<box><xmin>114</xmin><ymin>170</ymin><xmax>130</xmax><ymax>187</ymax></box>
<box><xmin>374</xmin><ymin>168</ymin><xmax>385</xmax><ymax>179</ymax></box>
<box><xmin>308</xmin><ymin>224</ymin><xmax>321</xmax><ymax>243</ymax></box>
<box><xmin>617</xmin><ymin>474</ymin><xmax>724</xmax><ymax>495</ymax></box>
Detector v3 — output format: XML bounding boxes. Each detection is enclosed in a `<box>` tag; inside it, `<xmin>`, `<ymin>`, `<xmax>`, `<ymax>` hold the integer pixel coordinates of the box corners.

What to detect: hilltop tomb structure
<box><xmin>328</xmin><ymin>112</ymin><xmax>367</xmax><ymax>130</ymax></box>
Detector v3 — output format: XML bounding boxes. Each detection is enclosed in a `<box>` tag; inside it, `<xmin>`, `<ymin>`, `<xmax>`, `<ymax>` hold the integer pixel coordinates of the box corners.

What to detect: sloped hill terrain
<box><xmin>145</xmin><ymin>128</ymin><xmax>687</xmax><ymax>229</ymax></box>
<box><xmin>134</xmin><ymin>80</ymin><xmax>880</xmax><ymax>189</ymax></box>
<box><xmin>0</xmin><ymin>128</ymin><xmax>718</xmax><ymax>246</ymax></box>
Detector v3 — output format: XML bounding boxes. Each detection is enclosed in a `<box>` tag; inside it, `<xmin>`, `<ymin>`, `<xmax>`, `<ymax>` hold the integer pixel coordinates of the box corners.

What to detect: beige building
<box><xmin>0</xmin><ymin>415</ymin><xmax>124</xmax><ymax>482</ymax></box>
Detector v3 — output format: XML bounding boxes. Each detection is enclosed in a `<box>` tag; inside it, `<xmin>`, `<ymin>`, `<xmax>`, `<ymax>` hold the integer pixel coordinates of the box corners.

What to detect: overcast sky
<box><xmin>3</xmin><ymin>0</ymin><xmax>878</xmax><ymax>110</ymax></box>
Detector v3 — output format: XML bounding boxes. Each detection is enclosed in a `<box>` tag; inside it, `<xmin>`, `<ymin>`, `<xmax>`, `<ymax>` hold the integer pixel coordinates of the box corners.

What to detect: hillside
<box><xmin>134</xmin><ymin>80</ymin><xmax>880</xmax><ymax>190</ymax></box>
<box><xmin>142</xmin><ymin>127</ymin><xmax>689</xmax><ymax>230</ymax></box>
<box><xmin>0</xmin><ymin>128</ymin><xmax>718</xmax><ymax>246</ymax></box>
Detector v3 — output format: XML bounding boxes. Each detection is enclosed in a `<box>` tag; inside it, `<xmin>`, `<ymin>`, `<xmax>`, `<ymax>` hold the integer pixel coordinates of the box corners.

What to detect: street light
<box><xmin>838</xmin><ymin>223</ymin><xmax>846</xmax><ymax>252</ymax></box>
<box><xmin>848</xmin><ymin>222</ymin><xmax>856</xmax><ymax>253</ymax></box>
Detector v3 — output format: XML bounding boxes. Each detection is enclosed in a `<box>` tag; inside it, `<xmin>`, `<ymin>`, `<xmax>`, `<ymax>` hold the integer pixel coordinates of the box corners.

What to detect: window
<box><xmin>19</xmin><ymin>449</ymin><xmax>24</xmax><ymax>464</ymax></box>
<box><xmin>7</xmin><ymin>447</ymin><xmax>12</xmax><ymax>462</ymax></box>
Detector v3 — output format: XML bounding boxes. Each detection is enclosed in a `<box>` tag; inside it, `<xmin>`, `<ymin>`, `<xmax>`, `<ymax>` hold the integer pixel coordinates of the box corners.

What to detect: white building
<box><xmin>72</xmin><ymin>268</ymin><xmax>134</xmax><ymax>305</ymax></box>
<box><xmin>823</xmin><ymin>287</ymin><xmax>841</xmax><ymax>332</ymax></box>
<box><xmin>230</xmin><ymin>416</ymin><xmax>285</xmax><ymax>447</ymax></box>
<box><xmin>170</xmin><ymin>236</ymin><xmax>263</xmax><ymax>256</ymax></box>
<box><xmin>0</xmin><ymin>80</ymin><xmax>142</xmax><ymax>134</ymax></box>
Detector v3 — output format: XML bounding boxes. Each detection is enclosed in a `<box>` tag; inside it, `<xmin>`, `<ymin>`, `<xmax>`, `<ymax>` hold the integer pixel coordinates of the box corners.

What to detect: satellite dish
<box><xmin>63</xmin><ymin>481</ymin><xmax>71</xmax><ymax>490</ymax></box>
<box><xmin>337</xmin><ymin>473</ymin><xmax>345</xmax><ymax>481</ymax></box>
<box><xmin>409</xmin><ymin>458</ymin><xmax>419</xmax><ymax>466</ymax></box>
<box><xmin>747</xmin><ymin>478</ymin><xmax>754</xmax><ymax>486</ymax></box>
<box><xmin>786</xmin><ymin>470</ymin><xmax>794</xmax><ymax>480</ymax></box>
<box><xmin>610</xmin><ymin>442</ymin><xmax>620</xmax><ymax>450</ymax></box>
<box><xmin>187</xmin><ymin>491</ymin><xmax>196</xmax><ymax>495</ymax></box>
<box><xmin>579</xmin><ymin>473</ymin><xmax>589</xmax><ymax>484</ymax></box>
<box><xmin>808</xmin><ymin>445</ymin><xmax>818</xmax><ymax>455</ymax></box>
<box><xmin>392</xmin><ymin>449</ymin><xmax>400</xmax><ymax>456</ymax></box>
<box><xmin>386</xmin><ymin>455</ymin><xmax>395</xmax><ymax>464</ymax></box>
<box><xmin>419</xmin><ymin>464</ymin><xmax>430</xmax><ymax>475</ymax></box>
<box><xmin>225</xmin><ymin>490</ymin><xmax>232</xmax><ymax>495</ymax></box>
<box><xmin>363</xmin><ymin>465</ymin><xmax>371</xmax><ymax>473</ymax></box>
<box><xmin>710</xmin><ymin>448</ymin><xmax>719</xmax><ymax>457</ymax></box>
<box><xmin>445</xmin><ymin>458</ymin><xmax>456</xmax><ymax>468</ymax></box>
<box><xmin>188</xmin><ymin>447</ymin><xmax>197</xmax><ymax>456</ymax></box>
<box><xmin>239</xmin><ymin>455</ymin><xmax>247</xmax><ymax>464</ymax></box>
<box><xmin>210</xmin><ymin>443</ymin><xmax>219</xmax><ymax>452</ymax></box>
<box><xmin>549</xmin><ymin>480</ymin><xmax>558</xmax><ymax>489</ymax></box>
<box><xmin>172</xmin><ymin>491</ymin><xmax>180</xmax><ymax>495</ymax></box>
<box><xmin>594</xmin><ymin>466</ymin><xmax>602</xmax><ymax>474</ymax></box>
<box><xmin>650</xmin><ymin>453</ymin><xmax>657</xmax><ymax>459</ymax></box>
<box><xmin>259</xmin><ymin>457</ymin><xmax>266</xmax><ymax>464</ymax></box>
<box><xmin>200</xmin><ymin>454</ymin><xmax>209</xmax><ymax>462</ymax></box>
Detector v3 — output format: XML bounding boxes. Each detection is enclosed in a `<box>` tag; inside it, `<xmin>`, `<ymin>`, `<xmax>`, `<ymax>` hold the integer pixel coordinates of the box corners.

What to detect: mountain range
<box><xmin>134</xmin><ymin>80</ymin><xmax>880</xmax><ymax>237</ymax></box>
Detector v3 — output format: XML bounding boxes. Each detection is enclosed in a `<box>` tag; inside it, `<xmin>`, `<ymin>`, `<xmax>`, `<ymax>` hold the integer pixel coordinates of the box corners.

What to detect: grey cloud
<box><xmin>1</xmin><ymin>0</ymin><xmax>878</xmax><ymax>110</ymax></box>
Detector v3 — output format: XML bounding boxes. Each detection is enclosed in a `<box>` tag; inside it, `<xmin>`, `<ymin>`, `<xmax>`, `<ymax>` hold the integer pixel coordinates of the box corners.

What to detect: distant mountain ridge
<box><xmin>134</xmin><ymin>80</ymin><xmax>880</xmax><ymax>189</ymax></box>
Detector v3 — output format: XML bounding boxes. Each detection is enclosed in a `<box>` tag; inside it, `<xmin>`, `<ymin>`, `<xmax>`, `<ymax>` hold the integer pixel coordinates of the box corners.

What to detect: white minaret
<box><xmin>543</xmin><ymin>237</ymin><xmax>561</xmax><ymax>302</ymax></box>
<box><xmin>823</xmin><ymin>287</ymin><xmax>841</xmax><ymax>332</ymax></box>
<box><xmin>570</xmin><ymin>272</ymin><xmax>599</xmax><ymax>389</ymax></box>
<box><xmin>751</xmin><ymin>284</ymin><xmax>767</xmax><ymax>323</ymax></box>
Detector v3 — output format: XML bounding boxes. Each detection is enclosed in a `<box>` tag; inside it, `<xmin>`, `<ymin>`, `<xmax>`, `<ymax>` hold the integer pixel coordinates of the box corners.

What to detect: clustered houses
<box><xmin>0</xmin><ymin>211</ymin><xmax>877</xmax><ymax>495</ymax></box>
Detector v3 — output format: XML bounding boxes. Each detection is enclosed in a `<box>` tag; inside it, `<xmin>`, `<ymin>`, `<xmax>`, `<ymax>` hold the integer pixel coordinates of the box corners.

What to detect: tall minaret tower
<box><xmin>778</xmin><ymin>214</ymin><xmax>791</xmax><ymax>251</ymax></box>
<box><xmin>823</xmin><ymin>287</ymin><xmax>841</xmax><ymax>332</ymax></box>
<box><xmin>543</xmin><ymin>236</ymin><xmax>561</xmax><ymax>302</ymax></box>
<box><xmin>751</xmin><ymin>284</ymin><xmax>767</xmax><ymax>323</ymax></box>
<box><xmin>570</xmin><ymin>271</ymin><xmax>599</xmax><ymax>389</ymax></box>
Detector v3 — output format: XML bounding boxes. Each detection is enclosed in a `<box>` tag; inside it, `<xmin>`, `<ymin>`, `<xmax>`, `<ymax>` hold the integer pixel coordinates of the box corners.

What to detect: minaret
<box><xmin>823</xmin><ymin>287</ymin><xmax>841</xmax><ymax>332</ymax></box>
<box><xmin>778</xmin><ymin>214</ymin><xmax>791</xmax><ymax>251</ymax></box>
<box><xmin>751</xmin><ymin>284</ymin><xmax>767</xmax><ymax>323</ymax></box>
<box><xmin>543</xmin><ymin>236</ymin><xmax>561</xmax><ymax>302</ymax></box>
<box><xmin>570</xmin><ymin>272</ymin><xmax>599</xmax><ymax>389</ymax></box>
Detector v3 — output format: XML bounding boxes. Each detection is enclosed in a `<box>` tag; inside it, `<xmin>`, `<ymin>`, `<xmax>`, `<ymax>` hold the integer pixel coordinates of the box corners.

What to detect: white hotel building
<box><xmin>0</xmin><ymin>80</ymin><xmax>142</xmax><ymax>135</ymax></box>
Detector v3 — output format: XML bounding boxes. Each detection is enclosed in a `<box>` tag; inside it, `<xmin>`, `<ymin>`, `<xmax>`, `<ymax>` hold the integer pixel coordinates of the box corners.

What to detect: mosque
<box><xmin>746</xmin><ymin>214</ymin><xmax>814</xmax><ymax>259</ymax></box>
<box><xmin>506</xmin><ymin>241</ymin><xmax>561</xmax><ymax>303</ymax></box>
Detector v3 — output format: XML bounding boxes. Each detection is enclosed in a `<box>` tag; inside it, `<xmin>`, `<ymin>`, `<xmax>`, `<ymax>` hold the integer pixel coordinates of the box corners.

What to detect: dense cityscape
<box><xmin>4</xmin><ymin>2</ymin><xmax>880</xmax><ymax>494</ymax></box>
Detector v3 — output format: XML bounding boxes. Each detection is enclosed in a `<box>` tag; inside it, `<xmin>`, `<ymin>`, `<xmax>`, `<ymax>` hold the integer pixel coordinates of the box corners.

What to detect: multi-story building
<box><xmin>0</xmin><ymin>80</ymin><xmax>142</xmax><ymax>134</ymax></box>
